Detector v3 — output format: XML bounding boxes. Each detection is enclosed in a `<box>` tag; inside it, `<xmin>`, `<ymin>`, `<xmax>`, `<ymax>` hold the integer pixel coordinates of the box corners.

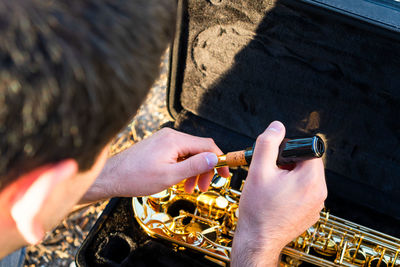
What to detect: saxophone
<box><xmin>132</xmin><ymin>137</ymin><xmax>400</xmax><ymax>266</ymax></box>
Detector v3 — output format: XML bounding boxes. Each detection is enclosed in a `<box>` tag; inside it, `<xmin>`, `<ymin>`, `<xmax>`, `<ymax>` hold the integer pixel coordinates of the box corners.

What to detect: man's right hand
<box><xmin>231</xmin><ymin>121</ymin><xmax>327</xmax><ymax>266</ymax></box>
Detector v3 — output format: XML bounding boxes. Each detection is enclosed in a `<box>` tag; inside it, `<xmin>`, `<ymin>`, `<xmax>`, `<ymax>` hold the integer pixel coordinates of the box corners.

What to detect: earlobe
<box><xmin>9</xmin><ymin>160</ymin><xmax>78</xmax><ymax>244</ymax></box>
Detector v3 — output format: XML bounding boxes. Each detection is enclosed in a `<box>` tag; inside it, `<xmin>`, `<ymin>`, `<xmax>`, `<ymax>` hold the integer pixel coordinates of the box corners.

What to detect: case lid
<box><xmin>168</xmin><ymin>0</ymin><xmax>400</xmax><ymax>218</ymax></box>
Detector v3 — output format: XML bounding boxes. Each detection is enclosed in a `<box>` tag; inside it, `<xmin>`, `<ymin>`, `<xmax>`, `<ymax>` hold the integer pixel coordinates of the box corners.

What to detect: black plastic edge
<box><xmin>282</xmin><ymin>0</ymin><xmax>400</xmax><ymax>41</ymax></box>
<box><xmin>75</xmin><ymin>198</ymin><xmax>123</xmax><ymax>267</ymax></box>
<box><xmin>167</xmin><ymin>0</ymin><xmax>187</xmax><ymax>120</ymax></box>
<box><xmin>298</xmin><ymin>0</ymin><xmax>400</xmax><ymax>33</ymax></box>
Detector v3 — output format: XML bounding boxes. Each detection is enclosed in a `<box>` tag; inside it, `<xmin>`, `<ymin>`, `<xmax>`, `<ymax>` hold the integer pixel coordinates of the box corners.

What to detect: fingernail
<box><xmin>267</xmin><ymin>121</ymin><xmax>284</xmax><ymax>133</ymax></box>
<box><xmin>204</xmin><ymin>153</ymin><xmax>218</xmax><ymax>169</ymax></box>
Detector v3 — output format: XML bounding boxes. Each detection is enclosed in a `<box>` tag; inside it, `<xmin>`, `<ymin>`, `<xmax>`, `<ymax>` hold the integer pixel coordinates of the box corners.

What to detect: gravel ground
<box><xmin>23</xmin><ymin>51</ymin><xmax>171</xmax><ymax>267</ymax></box>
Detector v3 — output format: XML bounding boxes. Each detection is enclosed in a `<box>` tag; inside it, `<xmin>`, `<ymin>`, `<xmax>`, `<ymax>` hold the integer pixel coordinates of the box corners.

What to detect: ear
<box><xmin>8</xmin><ymin>160</ymin><xmax>78</xmax><ymax>244</ymax></box>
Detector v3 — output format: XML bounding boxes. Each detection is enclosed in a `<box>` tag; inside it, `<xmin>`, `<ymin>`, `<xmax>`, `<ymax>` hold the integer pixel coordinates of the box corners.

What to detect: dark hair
<box><xmin>0</xmin><ymin>0</ymin><xmax>176</xmax><ymax>190</ymax></box>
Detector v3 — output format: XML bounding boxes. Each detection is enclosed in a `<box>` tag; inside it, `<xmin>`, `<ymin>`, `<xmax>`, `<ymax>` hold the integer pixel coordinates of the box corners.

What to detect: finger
<box><xmin>172</xmin><ymin>132</ymin><xmax>224</xmax><ymax>157</ymax></box>
<box><xmin>217</xmin><ymin>166</ymin><xmax>230</xmax><ymax>178</ymax></box>
<box><xmin>249</xmin><ymin>121</ymin><xmax>286</xmax><ymax>174</ymax></box>
<box><xmin>184</xmin><ymin>175</ymin><xmax>199</xmax><ymax>193</ymax></box>
<box><xmin>293</xmin><ymin>158</ymin><xmax>324</xmax><ymax>181</ymax></box>
<box><xmin>170</xmin><ymin>152</ymin><xmax>218</xmax><ymax>182</ymax></box>
<box><xmin>197</xmin><ymin>170</ymin><xmax>214</xmax><ymax>192</ymax></box>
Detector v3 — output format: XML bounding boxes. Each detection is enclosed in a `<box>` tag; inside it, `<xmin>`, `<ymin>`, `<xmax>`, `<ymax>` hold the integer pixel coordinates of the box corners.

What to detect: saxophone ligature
<box><xmin>132</xmin><ymin>136</ymin><xmax>400</xmax><ymax>266</ymax></box>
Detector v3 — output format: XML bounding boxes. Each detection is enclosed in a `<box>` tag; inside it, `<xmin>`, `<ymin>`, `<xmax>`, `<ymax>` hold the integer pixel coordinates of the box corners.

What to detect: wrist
<box><xmin>98</xmin><ymin>152</ymin><xmax>128</xmax><ymax>197</ymax></box>
<box><xmin>80</xmin><ymin>153</ymin><xmax>123</xmax><ymax>203</ymax></box>
<box><xmin>232</xmin><ymin>220</ymin><xmax>282</xmax><ymax>267</ymax></box>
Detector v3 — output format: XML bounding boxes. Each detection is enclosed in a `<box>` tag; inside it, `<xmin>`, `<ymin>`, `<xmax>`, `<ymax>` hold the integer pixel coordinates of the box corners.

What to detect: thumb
<box><xmin>169</xmin><ymin>152</ymin><xmax>218</xmax><ymax>182</ymax></box>
<box><xmin>251</xmin><ymin>121</ymin><xmax>286</xmax><ymax>172</ymax></box>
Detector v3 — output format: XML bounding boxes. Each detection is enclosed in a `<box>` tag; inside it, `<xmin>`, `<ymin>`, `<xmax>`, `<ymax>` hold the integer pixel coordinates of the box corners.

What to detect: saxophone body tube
<box><xmin>215</xmin><ymin>136</ymin><xmax>325</xmax><ymax>168</ymax></box>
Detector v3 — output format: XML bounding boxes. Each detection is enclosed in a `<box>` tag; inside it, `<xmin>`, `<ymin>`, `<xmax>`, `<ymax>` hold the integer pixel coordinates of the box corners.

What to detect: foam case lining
<box><xmin>77</xmin><ymin>0</ymin><xmax>400</xmax><ymax>266</ymax></box>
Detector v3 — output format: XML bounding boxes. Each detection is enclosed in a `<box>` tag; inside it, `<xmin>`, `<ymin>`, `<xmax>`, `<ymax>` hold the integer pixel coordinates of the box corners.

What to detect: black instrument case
<box><xmin>76</xmin><ymin>1</ymin><xmax>400</xmax><ymax>266</ymax></box>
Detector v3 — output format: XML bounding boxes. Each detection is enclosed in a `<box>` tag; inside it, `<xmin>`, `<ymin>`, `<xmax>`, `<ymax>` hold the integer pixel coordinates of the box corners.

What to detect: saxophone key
<box><xmin>197</xmin><ymin>191</ymin><xmax>229</xmax><ymax>220</ymax></box>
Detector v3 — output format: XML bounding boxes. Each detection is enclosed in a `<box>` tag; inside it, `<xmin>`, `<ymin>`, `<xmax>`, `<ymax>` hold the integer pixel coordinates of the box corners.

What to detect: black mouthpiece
<box><xmin>278</xmin><ymin>136</ymin><xmax>325</xmax><ymax>165</ymax></box>
<box><xmin>244</xmin><ymin>136</ymin><xmax>325</xmax><ymax>166</ymax></box>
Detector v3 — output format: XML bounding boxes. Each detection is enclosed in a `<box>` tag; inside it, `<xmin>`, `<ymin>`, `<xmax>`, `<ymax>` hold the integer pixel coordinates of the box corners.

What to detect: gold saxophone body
<box><xmin>132</xmin><ymin>173</ymin><xmax>400</xmax><ymax>266</ymax></box>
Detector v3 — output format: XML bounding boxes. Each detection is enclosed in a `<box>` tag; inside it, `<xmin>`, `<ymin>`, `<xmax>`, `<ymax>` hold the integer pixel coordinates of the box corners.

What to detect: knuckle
<box><xmin>160</xmin><ymin>127</ymin><xmax>172</xmax><ymax>133</ymax></box>
<box><xmin>163</xmin><ymin>128</ymin><xmax>176</xmax><ymax>139</ymax></box>
<box><xmin>320</xmin><ymin>186</ymin><xmax>328</xmax><ymax>201</ymax></box>
<box><xmin>160</xmin><ymin>127</ymin><xmax>173</xmax><ymax>136</ymax></box>
<box><xmin>202</xmin><ymin>137</ymin><xmax>220</xmax><ymax>153</ymax></box>
<box><xmin>204</xmin><ymin>137</ymin><xmax>215</xmax><ymax>146</ymax></box>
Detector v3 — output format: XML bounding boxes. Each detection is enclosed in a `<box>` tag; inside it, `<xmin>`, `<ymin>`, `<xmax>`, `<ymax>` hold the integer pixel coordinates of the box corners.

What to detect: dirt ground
<box><xmin>23</xmin><ymin>51</ymin><xmax>171</xmax><ymax>267</ymax></box>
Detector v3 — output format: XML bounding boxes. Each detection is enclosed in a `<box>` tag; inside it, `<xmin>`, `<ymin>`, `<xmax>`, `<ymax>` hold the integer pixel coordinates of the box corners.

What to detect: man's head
<box><xmin>0</xmin><ymin>0</ymin><xmax>176</xmax><ymax>255</ymax></box>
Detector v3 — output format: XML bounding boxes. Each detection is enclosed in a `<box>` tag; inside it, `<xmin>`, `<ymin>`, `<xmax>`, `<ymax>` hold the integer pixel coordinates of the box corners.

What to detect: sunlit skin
<box><xmin>0</xmin><ymin>0</ymin><xmax>327</xmax><ymax>264</ymax></box>
<box><xmin>232</xmin><ymin>121</ymin><xmax>326</xmax><ymax>266</ymax></box>
<box><xmin>0</xmin><ymin>124</ymin><xmax>326</xmax><ymax>267</ymax></box>
<box><xmin>0</xmin><ymin>129</ymin><xmax>230</xmax><ymax>259</ymax></box>
<box><xmin>0</xmin><ymin>146</ymin><xmax>109</xmax><ymax>259</ymax></box>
